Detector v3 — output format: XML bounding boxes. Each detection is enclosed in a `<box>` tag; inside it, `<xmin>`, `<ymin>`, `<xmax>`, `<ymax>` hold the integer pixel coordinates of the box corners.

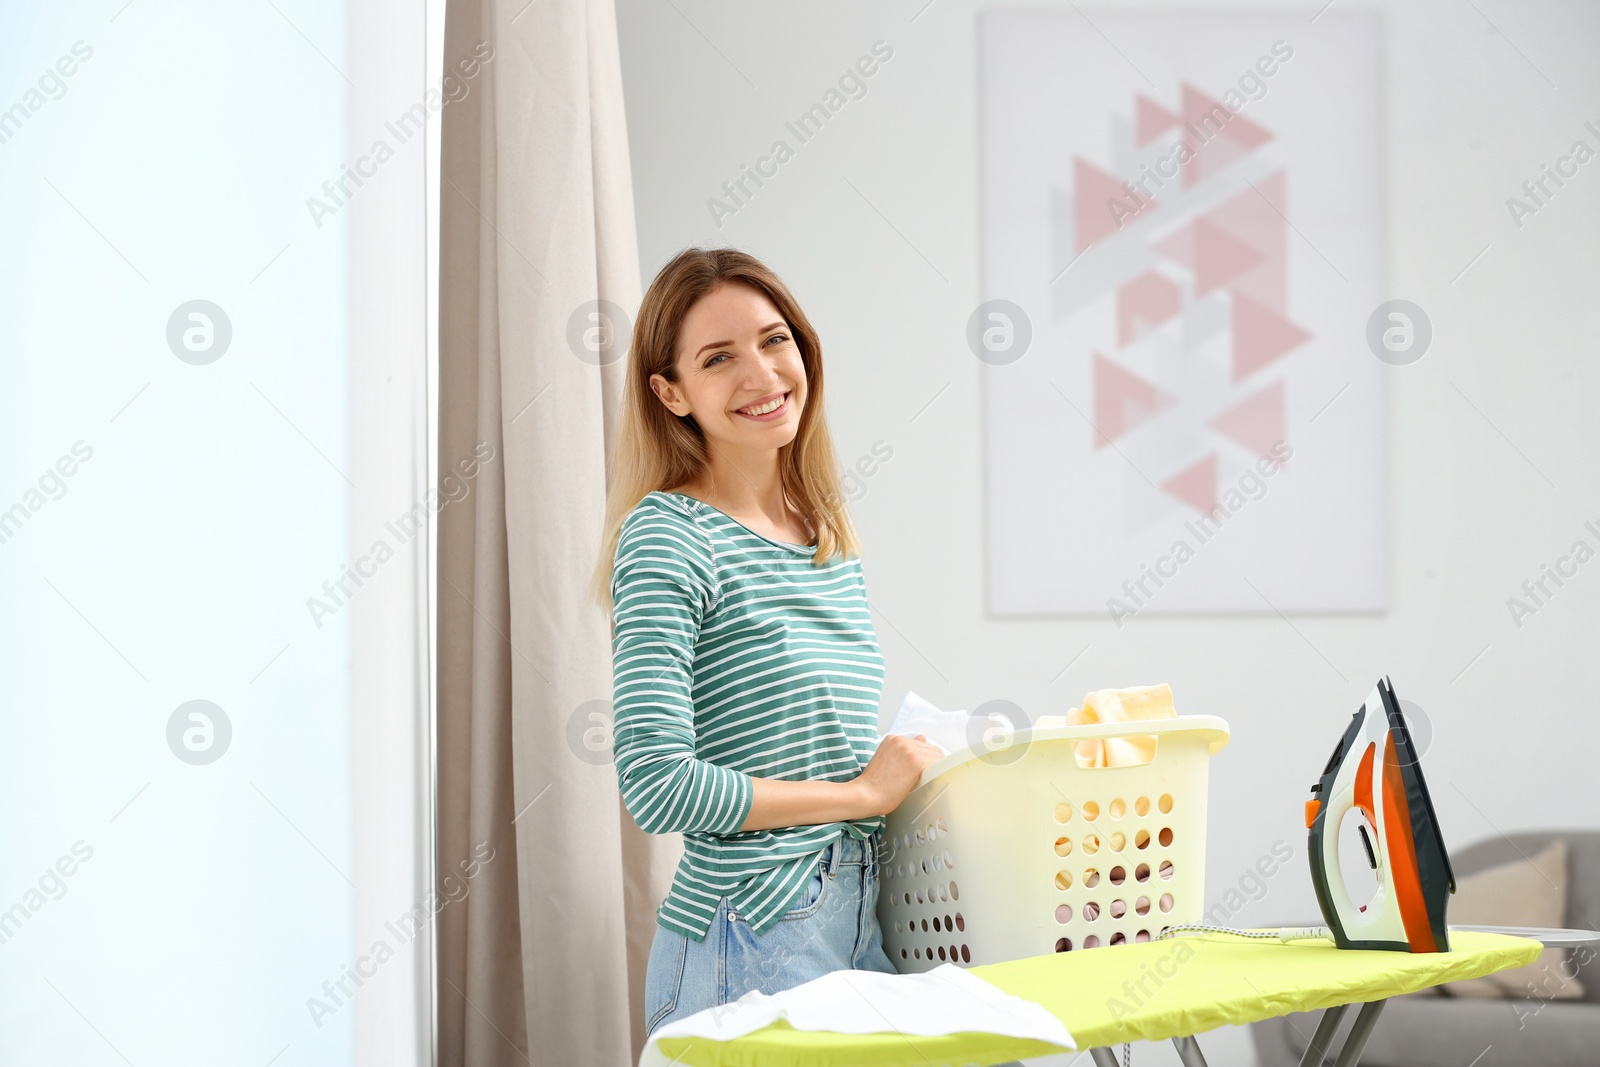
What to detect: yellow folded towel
<box><xmin>1064</xmin><ymin>683</ymin><xmax>1175</xmax><ymax>767</ymax></box>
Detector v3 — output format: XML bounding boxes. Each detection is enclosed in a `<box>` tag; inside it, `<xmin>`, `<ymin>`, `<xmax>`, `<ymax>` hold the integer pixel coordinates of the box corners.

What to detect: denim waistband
<box><xmin>821</xmin><ymin>831</ymin><xmax>878</xmax><ymax>876</ymax></box>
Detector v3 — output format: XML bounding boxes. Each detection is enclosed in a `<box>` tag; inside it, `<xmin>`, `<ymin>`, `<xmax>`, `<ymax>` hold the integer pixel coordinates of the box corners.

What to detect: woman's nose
<box><xmin>744</xmin><ymin>353</ymin><xmax>785</xmax><ymax>385</ymax></box>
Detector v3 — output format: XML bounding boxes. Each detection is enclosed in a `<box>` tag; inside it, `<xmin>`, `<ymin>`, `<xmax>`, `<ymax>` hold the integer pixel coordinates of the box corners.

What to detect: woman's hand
<box><xmin>854</xmin><ymin>734</ymin><xmax>945</xmax><ymax>818</ymax></box>
<box><xmin>736</xmin><ymin>734</ymin><xmax>945</xmax><ymax>832</ymax></box>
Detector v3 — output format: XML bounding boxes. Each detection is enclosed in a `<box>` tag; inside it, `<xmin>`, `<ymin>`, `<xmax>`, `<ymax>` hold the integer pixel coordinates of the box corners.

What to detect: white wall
<box><xmin>614</xmin><ymin>2</ymin><xmax>1600</xmax><ymax>1063</ymax></box>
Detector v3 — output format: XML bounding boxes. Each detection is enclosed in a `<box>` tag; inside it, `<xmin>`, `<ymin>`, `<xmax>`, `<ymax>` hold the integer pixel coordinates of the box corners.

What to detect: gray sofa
<box><xmin>1251</xmin><ymin>830</ymin><xmax>1600</xmax><ymax>1066</ymax></box>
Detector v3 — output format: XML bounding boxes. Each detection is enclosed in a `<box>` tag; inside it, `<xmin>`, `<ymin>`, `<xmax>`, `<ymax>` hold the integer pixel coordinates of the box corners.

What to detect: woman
<box><xmin>589</xmin><ymin>247</ymin><xmax>944</xmax><ymax>1036</ymax></box>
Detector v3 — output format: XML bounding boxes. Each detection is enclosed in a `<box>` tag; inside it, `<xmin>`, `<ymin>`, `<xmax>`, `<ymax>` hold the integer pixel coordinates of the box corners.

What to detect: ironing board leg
<box><xmin>1331</xmin><ymin>1000</ymin><xmax>1386</xmax><ymax>1067</ymax></box>
<box><xmin>1298</xmin><ymin>1003</ymin><xmax>1348</xmax><ymax>1066</ymax></box>
<box><xmin>1082</xmin><ymin>999</ymin><xmax>1384</xmax><ymax>1067</ymax></box>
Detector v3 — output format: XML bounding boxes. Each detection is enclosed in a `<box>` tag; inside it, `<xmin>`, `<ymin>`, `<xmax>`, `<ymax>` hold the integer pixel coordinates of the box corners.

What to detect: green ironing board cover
<box><xmin>652</xmin><ymin>930</ymin><xmax>1541</xmax><ymax>1067</ymax></box>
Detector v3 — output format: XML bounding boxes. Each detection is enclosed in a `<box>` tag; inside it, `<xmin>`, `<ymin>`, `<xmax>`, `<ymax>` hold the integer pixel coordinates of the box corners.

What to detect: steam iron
<box><xmin>1306</xmin><ymin>677</ymin><xmax>1455</xmax><ymax>951</ymax></box>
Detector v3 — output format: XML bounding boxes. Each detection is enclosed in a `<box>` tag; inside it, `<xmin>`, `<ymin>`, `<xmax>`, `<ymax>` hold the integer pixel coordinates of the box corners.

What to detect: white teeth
<box><xmin>739</xmin><ymin>393</ymin><xmax>787</xmax><ymax>416</ymax></box>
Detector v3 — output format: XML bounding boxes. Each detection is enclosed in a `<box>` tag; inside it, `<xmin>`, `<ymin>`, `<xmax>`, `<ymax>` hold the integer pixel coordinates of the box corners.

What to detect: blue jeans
<box><xmin>643</xmin><ymin>830</ymin><xmax>898</xmax><ymax>1037</ymax></box>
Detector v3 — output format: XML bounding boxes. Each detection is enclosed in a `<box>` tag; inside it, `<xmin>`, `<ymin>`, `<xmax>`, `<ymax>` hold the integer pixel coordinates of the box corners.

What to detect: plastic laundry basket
<box><xmin>876</xmin><ymin>716</ymin><xmax>1230</xmax><ymax>971</ymax></box>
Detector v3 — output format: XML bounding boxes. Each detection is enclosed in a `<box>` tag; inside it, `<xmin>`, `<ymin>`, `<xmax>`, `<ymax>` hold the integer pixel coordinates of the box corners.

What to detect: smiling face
<box><xmin>650</xmin><ymin>281</ymin><xmax>807</xmax><ymax>461</ymax></box>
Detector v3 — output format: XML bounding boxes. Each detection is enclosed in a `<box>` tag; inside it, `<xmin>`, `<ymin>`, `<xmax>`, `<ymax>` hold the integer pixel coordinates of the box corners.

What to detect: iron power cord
<box><xmin>1153</xmin><ymin>923</ymin><xmax>1334</xmax><ymax>943</ymax></box>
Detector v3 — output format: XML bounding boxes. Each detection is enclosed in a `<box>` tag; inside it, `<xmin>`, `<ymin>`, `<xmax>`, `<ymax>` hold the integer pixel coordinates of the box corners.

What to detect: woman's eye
<box><xmin>765</xmin><ymin>333</ymin><xmax>789</xmax><ymax>346</ymax></box>
<box><xmin>706</xmin><ymin>353</ymin><xmax>729</xmax><ymax>366</ymax></box>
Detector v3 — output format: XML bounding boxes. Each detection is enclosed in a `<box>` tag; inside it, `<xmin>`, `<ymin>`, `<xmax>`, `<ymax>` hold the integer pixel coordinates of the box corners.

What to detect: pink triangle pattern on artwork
<box><xmin>1075</xmin><ymin>157</ymin><xmax>1158</xmax><ymax>251</ymax></box>
<box><xmin>1180</xmin><ymin>83</ymin><xmax>1274</xmax><ymax>188</ymax></box>
<box><xmin>1076</xmin><ymin>93</ymin><xmax>1305</xmax><ymax>527</ymax></box>
<box><xmin>1117</xmin><ymin>272</ymin><xmax>1182</xmax><ymax>346</ymax></box>
<box><xmin>1092</xmin><ymin>352</ymin><xmax>1174</xmax><ymax>450</ymax></box>
<box><xmin>1136</xmin><ymin>94</ymin><xmax>1182</xmax><ymax>145</ymax></box>
<box><xmin>1154</xmin><ymin>225</ymin><xmax>1195</xmax><ymax>271</ymax></box>
<box><xmin>1161</xmin><ymin>453</ymin><xmax>1218</xmax><ymax>513</ymax></box>
<box><xmin>1231</xmin><ymin>291</ymin><xmax>1310</xmax><ymax>381</ymax></box>
<box><xmin>1193</xmin><ymin>219</ymin><xmax>1265</xmax><ymax>296</ymax></box>
<box><xmin>1210</xmin><ymin>379</ymin><xmax>1286</xmax><ymax>462</ymax></box>
<box><xmin>1203</xmin><ymin>172</ymin><xmax>1288</xmax><ymax>312</ymax></box>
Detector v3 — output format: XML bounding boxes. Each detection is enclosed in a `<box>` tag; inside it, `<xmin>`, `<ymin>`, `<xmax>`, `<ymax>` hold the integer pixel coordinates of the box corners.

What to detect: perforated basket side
<box><xmin>877</xmin><ymin>723</ymin><xmax>1223</xmax><ymax>971</ymax></box>
<box><xmin>879</xmin><ymin>802</ymin><xmax>972</xmax><ymax>967</ymax></box>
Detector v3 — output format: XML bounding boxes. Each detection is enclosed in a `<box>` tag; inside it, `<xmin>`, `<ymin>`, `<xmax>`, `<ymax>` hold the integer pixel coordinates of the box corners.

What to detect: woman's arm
<box><xmin>611</xmin><ymin>511</ymin><xmax>757</xmax><ymax>836</ymax></box>
<box><xmin>737</xmin><ymin>732</ymin><xmax>944</xmax><ymax>832</ymax></box>
<box><xmin>610</xmin><ymin>501</ymin><xmax>943</xmax><ymax>837</ymax></box>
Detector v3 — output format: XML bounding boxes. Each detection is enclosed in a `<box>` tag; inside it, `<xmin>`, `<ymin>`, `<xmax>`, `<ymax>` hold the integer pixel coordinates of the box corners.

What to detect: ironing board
<box><xmin>650</xmin><ymin>930</ymin><xmax>1541</xmax><ymax>1067</ymax></box>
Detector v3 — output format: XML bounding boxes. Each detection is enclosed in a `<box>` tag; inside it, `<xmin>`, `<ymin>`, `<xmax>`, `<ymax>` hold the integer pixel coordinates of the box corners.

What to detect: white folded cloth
<box><xmin>637</xmin><ymin>962</ymin><xmax>1076</xmax><ymax>1065</ymax></box>
<box><xmin>876</xmin><ymin>690</ymin><xmax>971</xmax><ymax>757</ymax></box>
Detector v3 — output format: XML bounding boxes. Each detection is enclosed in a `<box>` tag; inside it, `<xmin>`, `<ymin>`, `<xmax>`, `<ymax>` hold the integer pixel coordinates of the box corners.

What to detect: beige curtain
<box><xmin>436</xmin><ymin>1</ymin><xmax>676</xmax><ymax>1064</ymax></box>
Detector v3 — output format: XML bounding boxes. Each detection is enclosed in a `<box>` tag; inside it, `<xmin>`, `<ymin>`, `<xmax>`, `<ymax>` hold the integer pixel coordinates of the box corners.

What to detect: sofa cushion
<box><xmin>1434</xmin><ymin>838</ymin><xmax>1584</xmax><ymax>1000</ymax></box>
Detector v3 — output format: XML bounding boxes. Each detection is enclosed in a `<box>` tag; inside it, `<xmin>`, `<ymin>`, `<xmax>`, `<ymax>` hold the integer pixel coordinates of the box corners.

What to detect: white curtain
<box><xmin>435</xmin><ymin>1</ymin><xmax>675</xmax><ymax>1063</ymax></box>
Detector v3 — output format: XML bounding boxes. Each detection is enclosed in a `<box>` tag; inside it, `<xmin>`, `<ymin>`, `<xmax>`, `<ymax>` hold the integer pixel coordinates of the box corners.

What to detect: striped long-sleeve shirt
<box><xmin>610</xmin><ymin>490</ymin><xmax>886</xmax><ymax>941</ymax></box>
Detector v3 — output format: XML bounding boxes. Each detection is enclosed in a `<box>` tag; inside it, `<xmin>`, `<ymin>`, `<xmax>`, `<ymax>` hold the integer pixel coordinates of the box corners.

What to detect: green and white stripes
<box><xmin>611</xmin><ymin>490</ymin><xmax>885</xmax><ymax>941</ymax></box>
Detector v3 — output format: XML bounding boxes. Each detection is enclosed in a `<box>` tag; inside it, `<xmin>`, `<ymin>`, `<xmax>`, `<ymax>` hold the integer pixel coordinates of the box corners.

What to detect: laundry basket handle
<box><xmin>916</xmin><ymin>714</ymin><xmax>1230</xmax><ymax>787</ymax></box>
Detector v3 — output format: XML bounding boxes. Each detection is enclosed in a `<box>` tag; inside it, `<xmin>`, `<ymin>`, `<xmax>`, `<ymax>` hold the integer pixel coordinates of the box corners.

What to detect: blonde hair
<box><xmin>589</xmin><ymin>247</ymin><xmax>862</xmax><ymax>613</ymax></box>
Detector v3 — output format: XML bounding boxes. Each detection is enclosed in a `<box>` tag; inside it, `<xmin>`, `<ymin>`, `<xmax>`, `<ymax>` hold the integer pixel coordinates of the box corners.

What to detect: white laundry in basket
<box><xmin>877</xmin><ymin>690</ymin><xmax>971</xmax><ymax>757</ymax></box>
<box><xmin>636</xmin><ymin>962</ymin><xmax>1075</xmax><ymax>1066</ymax></box>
